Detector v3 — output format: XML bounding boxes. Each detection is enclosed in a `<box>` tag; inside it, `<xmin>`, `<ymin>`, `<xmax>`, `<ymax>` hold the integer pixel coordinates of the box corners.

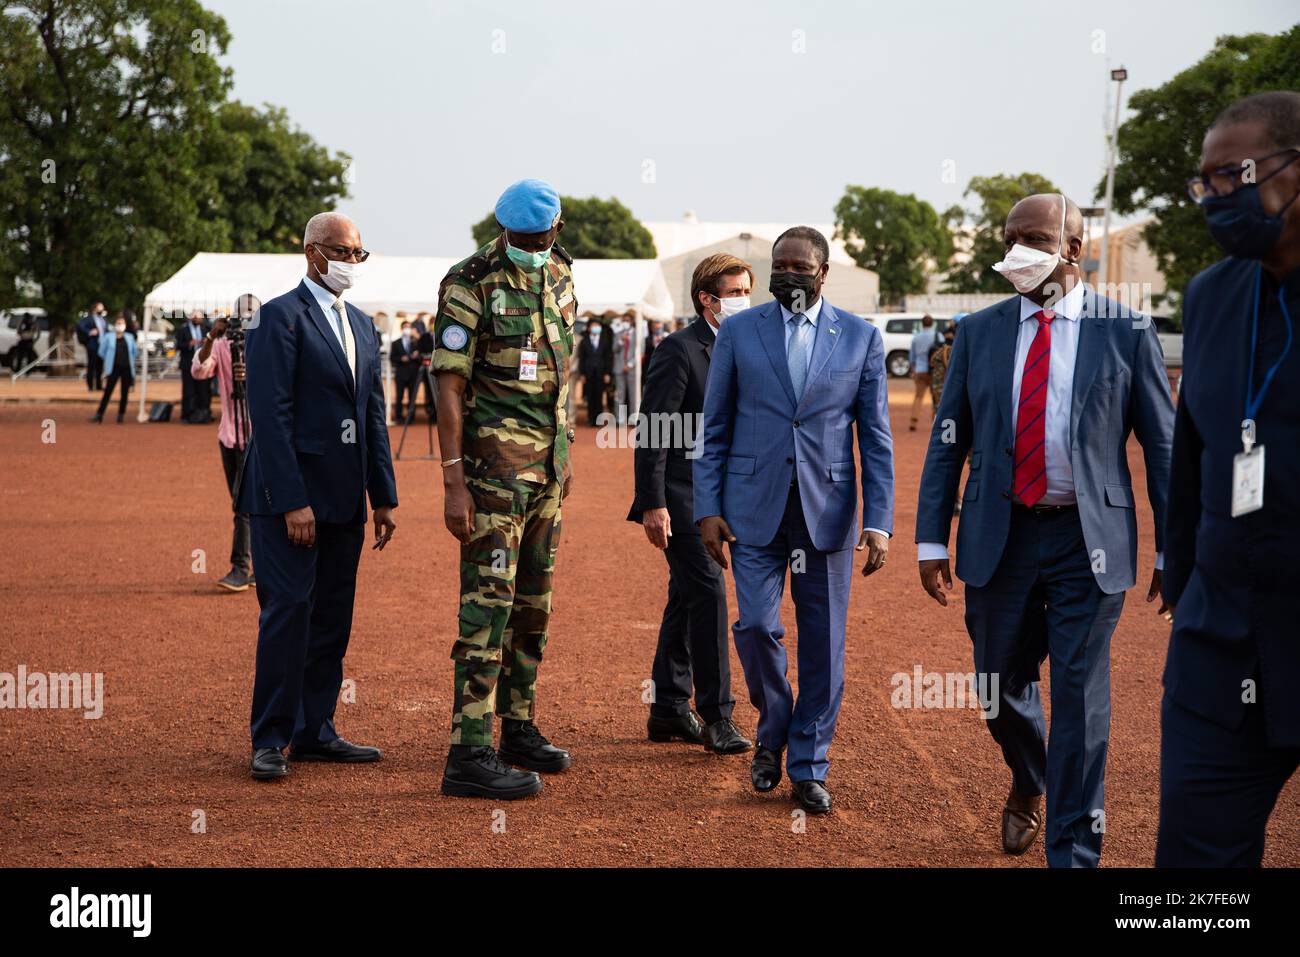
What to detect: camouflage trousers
<box><xmin>451</xmin><ymin>475</ymin><xmax>563</xmax><ymax>746</ymax></box>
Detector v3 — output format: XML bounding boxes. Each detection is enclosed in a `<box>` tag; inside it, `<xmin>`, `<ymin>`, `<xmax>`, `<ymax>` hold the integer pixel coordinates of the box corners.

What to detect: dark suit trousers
<box><xmin>650</xmin><ymin>529</ymin><xmax>734</xmax><ymax>724</ymax></box>
<box><xmin>1157</xmin><ymin>691</ymin><xmax>1299</xmax><ymax>867</ymax></box>
<box><xmin>965</xmin><ymin>506</ymin><xmax>1124</xmax><ymax>868</ymax></box>
<box><xmin>393</xmin><ymin>367</ymin><xmax>420</xmax><ymax>420</ymax></box>
<box><xmin>249</xmin><ymin>515</ymin><xmax>365</xmax><ymax>749</ymax></box>
<box><xmin>219</xmin><ymin>441</ymin><xmax>252</xmax><ymax>573</ymax></box>
<box><xmin>86</xmin><ymin>351</ymin><xmax>103</xmax><ymax>391</ymax></box>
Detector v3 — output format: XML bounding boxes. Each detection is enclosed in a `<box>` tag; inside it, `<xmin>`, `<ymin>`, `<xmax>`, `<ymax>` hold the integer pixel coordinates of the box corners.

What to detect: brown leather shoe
<box><xmin>1001</xmin><ymin>789</ymin><xmax>1043</xmax><ymax>855</ymax></box>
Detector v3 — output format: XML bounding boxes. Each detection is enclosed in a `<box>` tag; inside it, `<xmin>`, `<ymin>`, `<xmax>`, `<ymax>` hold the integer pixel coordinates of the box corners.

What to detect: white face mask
<box><xmin>713</xmin><ymin>295</ymin><xmax>750</xmax><ymax>321</ymax></box>
<box><xmin>314</xmin><ymin>247</ymin><xmax>360</xmax><ymax>292</ymax></box>
<box><xmin>115</xmin><ymin>323</ymin><xmax>126</xmax><ymax>333</ymax></box>
<box><xmin>991</xmin><ymin>194</ymin><xmax>1074</xmax><ymax>294</ymax></box>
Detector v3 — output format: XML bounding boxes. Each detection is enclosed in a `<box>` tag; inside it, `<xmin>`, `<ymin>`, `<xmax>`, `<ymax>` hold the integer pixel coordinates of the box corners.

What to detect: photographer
<box><xmin>193</xmin><ymin>294</ymin><xmax>258</xmax><ymax>592</ymax></box>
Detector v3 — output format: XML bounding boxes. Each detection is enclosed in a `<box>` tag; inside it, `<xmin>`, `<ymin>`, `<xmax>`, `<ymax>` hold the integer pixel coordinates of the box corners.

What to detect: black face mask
<box><xmin>769</xmin><ymin>271</ymin><xmax>820</xmax><ymax>313</ymax></box>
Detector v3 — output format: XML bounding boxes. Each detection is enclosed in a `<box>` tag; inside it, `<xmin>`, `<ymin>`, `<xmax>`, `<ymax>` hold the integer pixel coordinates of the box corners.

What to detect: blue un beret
<box><xmin>495</xmin><ymin>179</ymin><xmax>561</xmax><ymax>233</ymax></box>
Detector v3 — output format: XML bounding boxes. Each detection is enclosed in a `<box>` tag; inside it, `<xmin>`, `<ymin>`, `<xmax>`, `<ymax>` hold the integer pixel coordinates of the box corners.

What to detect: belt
<box><xmin>1012</xmin><ymin>501</ymin><xmax>1078</xmax><ymax>516</ymax></box>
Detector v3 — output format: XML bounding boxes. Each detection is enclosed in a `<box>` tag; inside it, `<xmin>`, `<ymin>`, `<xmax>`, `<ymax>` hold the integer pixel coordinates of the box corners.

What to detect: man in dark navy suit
<box><xmin>238</xmin><ymin>211</ymin><xmax>398</xmax><ymax>780</ymax></box>
<box><xmin>915</xmin><ymin>194</ymin><xmax>1174</xmax><ymax>866</ymax></box>
<box><xmin>1158</xmin><ymin>91</ymin><xmax>1300</xmax><ymax>867</ymax></box>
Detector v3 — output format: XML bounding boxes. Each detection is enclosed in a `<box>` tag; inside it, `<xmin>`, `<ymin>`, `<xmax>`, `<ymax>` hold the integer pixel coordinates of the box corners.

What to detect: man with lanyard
<box><xmin>1159</xmin><ymin>91</ymin><xmax>1300</xmax><ymax>867</ymax></box>
<box><xmin>433</xmin><ymin>178</ymin><xmax>577</xmax><ymax>799</ymax></box>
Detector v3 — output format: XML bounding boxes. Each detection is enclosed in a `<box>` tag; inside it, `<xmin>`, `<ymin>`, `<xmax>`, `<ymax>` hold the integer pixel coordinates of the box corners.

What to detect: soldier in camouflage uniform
<box><xmin>433</xmin><ymin>179</ymin><xmax>577</xmax><ymax>799</ymax></box>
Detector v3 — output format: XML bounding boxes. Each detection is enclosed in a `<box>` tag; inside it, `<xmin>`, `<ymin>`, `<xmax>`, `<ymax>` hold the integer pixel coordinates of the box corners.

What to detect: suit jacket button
<box><xmin>1001</xmin><ymin>490</ymin><xmax>1010</xmax><ymax>499</ymax></box>
<box><xmin>786</xmin><ymin>457</ymin><xmax>794</xmax><ymax>464</ymax></box>
<box><xmin>1004</xmin><ymin>447</ymin><xmax>1013</xmax><ymax>455</ymax></box>
<box><xmin>793</xmin><ymin>420</ymin><xmax>801</xmax><ymax>428</ymax></box>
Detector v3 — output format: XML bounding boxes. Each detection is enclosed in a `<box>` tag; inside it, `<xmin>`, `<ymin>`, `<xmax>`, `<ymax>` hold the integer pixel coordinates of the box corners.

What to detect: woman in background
<box><xmin>92</xmin><ymin>312</ymin><xmax>136</xmax><ymax>423</ymax></box>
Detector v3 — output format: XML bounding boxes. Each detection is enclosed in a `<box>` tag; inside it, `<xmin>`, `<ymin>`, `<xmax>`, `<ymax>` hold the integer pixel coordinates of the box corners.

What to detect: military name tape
<box><xmin>441</xmin><ymin>325</ymin><xmax>469</xmax><ymax>350</ymax></box>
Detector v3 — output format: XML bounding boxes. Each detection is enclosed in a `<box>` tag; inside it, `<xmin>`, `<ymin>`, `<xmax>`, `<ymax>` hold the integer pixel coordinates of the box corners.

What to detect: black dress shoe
<box><xmin>441</xmin><ymin>745</ymin><xmax>543</xmax><ymax>799</ymax></box>
<box><xmin>751</xmin><ymin>744</ymin><xmax>784</xmax><ymax>792</ymax></box>
<box><xmin>647</xmin><ymin>710</ymin><xmax>705</xmax><ymax>744</ymax></box>
<box><xmin>704</xmin><ymin>718</ymin><xmax>752</xmax><ymax>754</ymax></box>
<box><xmin>250</xmin><ymin>747</ymin><xmax>289</xmax><ymax>780</ymax></box>
<box><xmin>792</xmin><ymin>780</ymin><xmax>832</xmax><ymax>814</ymax></box>
<box><xmin>498</xmin><ymin>719</ymin><xmax>571</xmax><ymax>773</ymax></box>
<box><xmin>288</xmin><ymin>737</ymin><xmax>381</xmax><ymax>763</ymax></box>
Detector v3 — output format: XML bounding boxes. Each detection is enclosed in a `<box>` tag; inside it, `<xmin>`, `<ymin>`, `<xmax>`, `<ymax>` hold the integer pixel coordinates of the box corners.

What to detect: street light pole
<box><xmin>1098</xmin><ymin>66</ymin><xmax>1127</xmax><ymax>290</ymax></box>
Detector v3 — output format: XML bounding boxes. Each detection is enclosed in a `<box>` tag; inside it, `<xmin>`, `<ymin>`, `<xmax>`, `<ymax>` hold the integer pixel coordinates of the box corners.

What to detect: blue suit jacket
<box><xmin>97</xmin><ymin>331</ymin><xmax>136</xmax><ymax>372</ymax></box>
<box><xmin>236</xmin><ymin>280</ymin><xmax>398</xmax><ymax>524</ymax></box>
<box><xmin>694</xmin><ymin>299</ymin><xmax>894</xmax><ymax>552</ymax></box>
<box><xmin>915</xmin><ymin>287</ymin><xmax>1173</xmax><ymax>594</ymax></box>
<box><xmin>1162</xmin><ymin>257</ymin><xmax>1300</xmax><ymax>745</ymax></box>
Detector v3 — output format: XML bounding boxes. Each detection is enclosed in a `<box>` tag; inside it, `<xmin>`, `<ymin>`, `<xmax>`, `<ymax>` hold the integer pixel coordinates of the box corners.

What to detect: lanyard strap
<box><xmin>1244</xmin><ymin>263</ymin><xmax>1295</xmax><ymax>424</ymax></box>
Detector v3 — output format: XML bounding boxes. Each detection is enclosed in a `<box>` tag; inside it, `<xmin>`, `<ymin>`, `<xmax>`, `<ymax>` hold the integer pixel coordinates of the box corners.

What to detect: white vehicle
<box><xmin>863</xmin><ymin>313</ymin><xmax>955</xmax><ymax>378</ymax></box>
<box><xmin>1</xmin><ymin>307</ymin><xmax>50</xmax><ymax>371</ymax></box>
<box><xmin>1151</xmin><ymin>315</ymin><xmax>1183</xmax><ymax>368</ymax></box>
<box><xmin>3</xmin><ymin>307</ymin><xmax>171</xmax><ymax>374</ymax></box>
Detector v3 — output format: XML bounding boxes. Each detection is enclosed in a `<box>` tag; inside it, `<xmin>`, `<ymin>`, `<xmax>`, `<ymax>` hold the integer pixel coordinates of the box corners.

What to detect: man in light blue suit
<box><xmin>695</xmin><ymin>227</ymin><xmax>894</xmax><ymax>815</ymax></box>
<box><xmin>915</xmin><ymin>194</ymin><xmax>1173</xmax><ymax>866</ymax></box>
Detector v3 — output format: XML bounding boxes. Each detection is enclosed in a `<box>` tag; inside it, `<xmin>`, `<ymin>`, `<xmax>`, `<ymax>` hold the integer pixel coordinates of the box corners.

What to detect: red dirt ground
<box><xmin>1</xmin><ymin>391</ymin><xmax>1296</xmax><ymax>867</ymax></box>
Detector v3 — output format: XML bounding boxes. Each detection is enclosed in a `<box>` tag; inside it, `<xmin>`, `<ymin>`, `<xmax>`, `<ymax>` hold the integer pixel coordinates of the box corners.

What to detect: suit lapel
<box><xmin>992</xmin><ymin>297</ymin><xmax>1021</xmax><ymax>441</ymax></box>
<box><xmin>756</xmin><ymin>301</ymin><xmax>797</xmax><ymax>408</ymax></box>
<box><xmin>1070</xmin><ymin>287</ymin><xmax>1107</xmax><ymax>446</ymax></box>
<box><xmin>299</xmin><ymin>281</ymin><xmax>353</xmax><ymax>389</ymax></box>
<box><xmin>345</xmin><ymin>304</ymin><xmax>370</xmax><ymax>401</ymax></box>
<box><xmin>798</xmin><ymin>300</ymin><xmax>843</xmax><ymax>410</ymax></box>
<box><xmin>691</xmin><ymin>317</ymin><xmax>714</xmax><ymax>360</ymax></box>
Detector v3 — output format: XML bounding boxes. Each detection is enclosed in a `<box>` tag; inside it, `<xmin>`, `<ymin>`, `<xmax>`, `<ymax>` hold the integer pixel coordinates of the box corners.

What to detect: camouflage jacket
<box><xmin>432</xmin><ymin>235</ymin><xmax>577</xmax><ymax>484</ymax></box>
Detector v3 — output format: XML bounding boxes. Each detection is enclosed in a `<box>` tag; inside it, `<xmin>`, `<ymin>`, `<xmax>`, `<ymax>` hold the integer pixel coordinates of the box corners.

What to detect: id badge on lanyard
<box><xmin>1233</xmin><ymin>265</ymin><xmax>1295</xmax><ymax>517</ymax></box>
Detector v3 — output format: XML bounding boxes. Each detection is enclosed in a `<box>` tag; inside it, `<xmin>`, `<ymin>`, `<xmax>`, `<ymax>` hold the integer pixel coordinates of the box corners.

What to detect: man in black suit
<box><xmin>389</xmin><ymin>318</ymin><xmax>421</xmax><ymax>422</ymax></box>
<box><xmin>1158</xmin><ymin>91</ymin><xmax>1300</xmax><ymax>866</ymax></box>
<box><xmin>627</xmin><ymin>254</ymin><xmax>755</xmax><ymax>754</ymax></box>
<box><xmin>76</xmin><ymin>302</ymin><xmax>108</xmax><ymax>391</ymax></box>
<box><xmin>176</xmin><ymin>309</ymin><xmax>211</xmax><ymax>422</ymax></box>
<box><xmin>577</xmin><ymin>316</ymin><xmax>611</xmax><ymax>426</ymax></box>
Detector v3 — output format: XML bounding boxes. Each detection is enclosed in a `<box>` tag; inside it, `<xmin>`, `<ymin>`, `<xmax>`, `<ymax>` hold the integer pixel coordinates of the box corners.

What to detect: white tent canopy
<box><xmin>137</xmin><ymin>252</ymin><xmax>674</xmax><ymax>419</ymax></box>
<box><xmin>570</xmin><ymin>258</ymin><xmax>673</xmax><ymax>321</ymax></box>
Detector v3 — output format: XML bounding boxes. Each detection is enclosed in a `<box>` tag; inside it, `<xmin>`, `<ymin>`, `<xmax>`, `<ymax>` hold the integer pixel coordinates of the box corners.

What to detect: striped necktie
<box><xmin>331</xmin><ymin>299</ymin><xmax>353</xmax><ymax>380</ymax></box>
<box><xmin>1013</xmin><ymin>309</ymin><xmax>1054</xmax><ymax>505</ymax></box>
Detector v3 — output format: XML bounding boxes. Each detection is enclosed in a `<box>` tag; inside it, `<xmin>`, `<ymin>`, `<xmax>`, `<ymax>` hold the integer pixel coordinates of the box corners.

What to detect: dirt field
<box><xmin>1</xmin><ymin>388</ymin><xmax>1296</xmax><ymax>867</ymax></box>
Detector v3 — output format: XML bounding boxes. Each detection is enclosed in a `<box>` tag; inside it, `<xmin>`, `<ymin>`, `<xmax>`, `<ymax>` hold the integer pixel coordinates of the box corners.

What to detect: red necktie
<box><xmin>1013</xmin><ymin>309</ymin><xmax>1055</xmax><ymax>506</ymax></box>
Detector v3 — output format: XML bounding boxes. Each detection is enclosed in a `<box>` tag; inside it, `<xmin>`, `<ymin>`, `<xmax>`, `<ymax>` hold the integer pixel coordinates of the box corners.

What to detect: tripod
<box><xmin>228</xmin><ymin>325</ymin><xmax>253</xmax><ymax>506</ymax></box>
<box><xmin>395</xmin><ymin>363</ymin><xmax>438</xmax><ymax>461</ymax></box>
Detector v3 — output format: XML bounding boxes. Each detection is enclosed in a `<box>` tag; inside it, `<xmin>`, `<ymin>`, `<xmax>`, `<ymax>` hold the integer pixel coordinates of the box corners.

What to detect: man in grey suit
<box><xmin>915</xmin><ymin>194</ymin><xmax>1174</xmax><ymax>866</ymax></box>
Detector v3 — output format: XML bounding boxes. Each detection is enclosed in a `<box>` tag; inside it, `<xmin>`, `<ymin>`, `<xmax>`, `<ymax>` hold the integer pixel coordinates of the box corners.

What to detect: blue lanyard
<box><xmin>1244</xmin><ymin>263</ymin><xmax>1295</xmax><ymax>424</ymax></box>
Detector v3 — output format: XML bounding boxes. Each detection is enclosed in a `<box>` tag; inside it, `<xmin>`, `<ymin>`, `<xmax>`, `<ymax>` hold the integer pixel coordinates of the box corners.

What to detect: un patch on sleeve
<box><xmin>441</xmin><ymin>325</ymin><xmax>469</xmax><ymax>351</ymax></box>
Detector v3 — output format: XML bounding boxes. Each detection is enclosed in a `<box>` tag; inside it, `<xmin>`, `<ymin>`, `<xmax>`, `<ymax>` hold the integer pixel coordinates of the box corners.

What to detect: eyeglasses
<box><xmin>312</xmin><ymin>242</ymin><xmax>370</xmax><ymax>262</ymax></box>
<box><xmin>1187</xmin><ymin>147</ymin><xmax>1300</xmax><ymax>203</ymax></box>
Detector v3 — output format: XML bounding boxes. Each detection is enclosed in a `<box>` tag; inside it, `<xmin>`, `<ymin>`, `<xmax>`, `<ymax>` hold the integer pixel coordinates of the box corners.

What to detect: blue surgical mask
<box><xmin>506</xmin><ymin>238</ymin><xmax>552</xmax><ymax>271</ymax></box>
<box><xmin>1202</xmin><ymin>158</ymin><xmax>1300</xmax><ymax>260</ymax></box>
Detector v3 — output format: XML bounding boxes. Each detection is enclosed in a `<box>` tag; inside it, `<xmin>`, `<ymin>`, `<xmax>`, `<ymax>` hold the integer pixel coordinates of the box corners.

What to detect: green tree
<box><xmin>471</xmin><ymin>195</ymin><xmax>656</xmax><ymax>258</ymax></box>
<box><xmin>942</xmin><ymin>172</ymin><xmax>1059</xmax><ymax>293</ymax></box>
<box><xmin>1107</xmin><ymin>27</ymin><xmax>1300</xmax><ymax>317</ymax></box>
<box><xmin>833</xmin><ymin>186</ymin><xmax>951</xmax><ymax>304</ymax></box>
<box><xmin>0</xmin><ymin>0</ymin><xmax>351</xmax><ymax>333</ymax></box>
<box><xmin>210</xmin><ymin>102</ymin><xmax>352</xmax><ymax>253</ymax></box>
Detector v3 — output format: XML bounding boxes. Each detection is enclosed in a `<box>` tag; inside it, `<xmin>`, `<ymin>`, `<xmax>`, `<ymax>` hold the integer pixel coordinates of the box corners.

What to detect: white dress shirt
<box><xmin>917</xmin><ymin>282</ymin><xmax>1161</xmax><ymax>569</ymax></box>
<box><xmin>778</xmin><ymin>296</ymin><xmax>886</xmax><ymax>540</ymax></box>
<box><xmin>303</xmin><ymin>275</ymin><xmax>356</xmax><ymax>381</ymax></box>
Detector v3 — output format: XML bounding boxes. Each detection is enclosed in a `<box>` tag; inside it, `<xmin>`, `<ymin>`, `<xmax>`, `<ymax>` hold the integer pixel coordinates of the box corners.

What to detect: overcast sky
<box><xmin>206</xmin><ymin>0</ymin><xmax>1298</xmax><ymax>256</ymax></box>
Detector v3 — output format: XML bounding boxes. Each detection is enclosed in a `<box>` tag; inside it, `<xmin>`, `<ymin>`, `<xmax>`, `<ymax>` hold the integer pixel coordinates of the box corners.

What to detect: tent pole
<box><xmin>137</xmin><ymin>306</ymin><xmax>150</xmax><ymax>422</ymax></box>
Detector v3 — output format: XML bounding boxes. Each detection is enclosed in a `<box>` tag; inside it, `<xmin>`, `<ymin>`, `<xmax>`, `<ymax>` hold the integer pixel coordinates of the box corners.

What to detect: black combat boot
<box><xmin>498</xmin><ymin>718</ymin><xmax>572</xmax><ymax>773</ymax></box>
<box><xmin>440</xmin><ymin>745</ymin><xmax>542</xmax><ymax>799</ymax></box>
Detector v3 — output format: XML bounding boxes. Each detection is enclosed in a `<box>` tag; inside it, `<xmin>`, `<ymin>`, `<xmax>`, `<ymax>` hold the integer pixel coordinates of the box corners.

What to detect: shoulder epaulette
<box><xmin>452</xmin><ymin>254</ymin><xmax>493</xmax><ymax>283</ymax></box>
<box><xmin>551</xmin><ymin>243</ymin><xmax>573</xmax><ymax>266</ymax></box>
